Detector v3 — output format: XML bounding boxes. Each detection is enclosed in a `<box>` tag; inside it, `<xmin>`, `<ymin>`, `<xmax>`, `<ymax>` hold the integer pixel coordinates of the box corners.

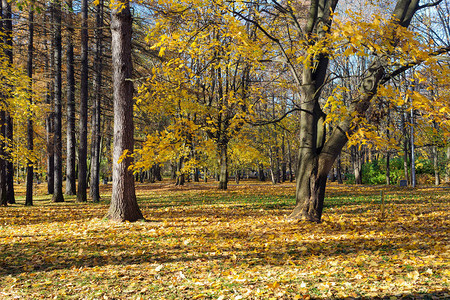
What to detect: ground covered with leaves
<box><xmin>0</xmin><ymin>181</ymin><xmax>449</xmax><ymax>299</ymax></box>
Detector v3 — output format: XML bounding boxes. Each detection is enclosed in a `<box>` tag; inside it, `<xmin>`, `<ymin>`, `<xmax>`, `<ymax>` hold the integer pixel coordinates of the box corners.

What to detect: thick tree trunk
<box><xmin>175</xmin><ymin>157</ymin><xmax>185</xmax><ymax>186</ymax></box>
<box><xmin>52</xmin><ymin>0</ymin><xmax>64</xmax><ymax>203</ymax></box>
<box><xmin>77</xmin><ymin>0</ymin><xmax>89</xmax><ymax>202</ymax></box>
<box><xmin>106</xmin><ymin>0</ymin><xmax>143</xmax><ymax>222</ymax></box>
<box><xmin>25</xmin><ymin>3</ymin><xmax>34</xmax><ymax>206</ymax></box>
<box><xmin>218</xmin><ymin>142</ymin><xmax>228</xmax><ymax>190</ymax></box>
<box><xmin>65</xmin><ymin>0</ymin><xmax>76</xmax><ymax>196</ymax></box>
<box><xmin>90</xmin><ymin>0</ymin><xmax>104</xmax><ymax>203</ymax></box>
<box><xmin>258</xmin><ymin>163</ymin><xmax>266</xmax><ymax>182</ymax></box>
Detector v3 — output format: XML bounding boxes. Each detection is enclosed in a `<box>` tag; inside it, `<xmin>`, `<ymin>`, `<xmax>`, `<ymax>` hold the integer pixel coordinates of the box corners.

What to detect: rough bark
<box><xmin>90</xmin><ymin>0</ymin><xmax>104</xmax><ymax>202</ymax></box>
<box><xmin>25</xmin><ymin>3</ymin><xmax>34</xmax><ymax>206</ymax></box>
<box><xmin>52</xmin><ymin>0</ymin><xmax>64</xmax><ymax>203</ymax></box>
<box><xmin>65</xmin><ymin>0</ymin><xmax>76</xmax><ymax>195</ymax></box>
<box><xmin>3</xmin><ymin>0</ymin><xmax>14</xmax><ymax>204</ymax></box>
<box><xmin>106</xmin><ymin>0</ymin><xmax>143</xmax><ymax>222</ymax></box>
<box><xmin>77</xmin><ymin>0</ymin><xmax>89</xmax><ymax>202</ymax></box>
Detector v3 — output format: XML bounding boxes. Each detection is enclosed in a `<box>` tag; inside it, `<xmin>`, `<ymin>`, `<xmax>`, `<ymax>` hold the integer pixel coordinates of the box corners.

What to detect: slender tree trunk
<box><xmin>336</xmin><ymin>154</ymin><xmax>343</xmax><ymax>184</ymax></box>
<box><xmin>433</xmin><ymin>146</ymin><xmax>440</xmax><ymax>185</ymax></box>
<box><xmin>218</xmin><ymin>142</ymin><xmax>228</xmax><ymax>190</ymax></box>
<box><xmin>0</xmin><ymin>111</ymin><xmax>6</xmax><ymax>206</ymax></box>
<box><xmin>25</xmin><ymin>3</ymin><xmax>34</xmax><ymax>206</ymax></box>
<box><xmin>106</xmin><ymin>0</ymin><xmax>143</xmax><ymax>222</ymax></box>
<box><xmin>446</xmin><ymin>146</ymin><xmax>450</xmax><ymax>183</ymax></box>
<box><xmin>2</xmin><ymin>0</ymin><xmax>14</xmax><ymax>204</ymax></box>
<box><xmin>235</xmin><ymin>170</ymin><xmax>240</xmax><ymax>184</ymax></box>
<box><xmin>77</xmin><ymin>0</ymin><xmax>89</xmax><ymax>202</ymax></box>
<box><xmin>287</xmin><ymin>139</ymin><xmax>294</xmax><ymax>182</ymax></box>
<box><xmin>52</xmin><ymin>0</ymin><xmax>64</xmax><ymax>203</ymax></box>
<box><xmin>65</xmin><ymin>0</ymin><xmax>76</xmax><ymax>195</ymax></box>
<box><xmin>46</xmin><ymin>4</ymin><xmax>54</xmax><ymax>195</ymax></box>
<box><xmin>402</xmin><ymin>111</ymin><xmax>409</xmax><ymax>184</ymax></box>
<box><xmin>281</xmin><ymin>136</ymin><xmax>287</xmax><ymax>182</ymax></box>
<box><xmin>0</xmin><ymin>7</ymin><xmax>5</xmax><ymax>206</ymax></box>
<box><xmin>90</xmin><ymin>0</ymin><xmax>104</xmax><ymax>202</ymax></box>
<box><xmin>410</xmin><ymin>100</ymin><xmax>416</xmax><ymax>188</ymax></box>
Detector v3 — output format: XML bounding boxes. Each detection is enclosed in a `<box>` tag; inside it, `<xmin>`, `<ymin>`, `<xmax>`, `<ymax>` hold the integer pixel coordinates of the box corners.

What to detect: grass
<box><xmin>0</xmin><ymin>180</ymin><xmax>449</xmax><ymax>299</ymax></box>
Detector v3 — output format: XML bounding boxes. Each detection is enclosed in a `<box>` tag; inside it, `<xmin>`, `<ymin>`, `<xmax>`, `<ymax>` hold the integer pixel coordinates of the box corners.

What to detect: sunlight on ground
<box><xmin>1</xmin><ymin>180</ymin><xmax>449</xmax><ymax>299</ymax></box>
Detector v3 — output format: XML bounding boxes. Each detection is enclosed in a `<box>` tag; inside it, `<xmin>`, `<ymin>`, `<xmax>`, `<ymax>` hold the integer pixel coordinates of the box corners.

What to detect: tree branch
<box><xmin>381</xmin><ymin>45</ymin><xmax>450</xmax><ymax>84</ymax></box>
<box><xmin>417</xmin><ymin>0</ymin><xmax>444</xmax><ymax>10</ymax></box>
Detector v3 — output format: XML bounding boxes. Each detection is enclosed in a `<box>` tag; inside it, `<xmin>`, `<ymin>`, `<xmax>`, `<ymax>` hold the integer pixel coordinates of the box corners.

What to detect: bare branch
<box><xmin>417</xmin><ymin>0</ymin><xmax>444</xmax><ymax>10</ymax></box>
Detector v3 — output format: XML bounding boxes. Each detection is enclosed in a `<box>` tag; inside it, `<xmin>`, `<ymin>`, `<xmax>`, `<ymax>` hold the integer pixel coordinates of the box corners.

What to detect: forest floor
<box><xmin>0</xmin><ymin>180</ymin><xmax>449</xmax><ymax>299</ymax></box>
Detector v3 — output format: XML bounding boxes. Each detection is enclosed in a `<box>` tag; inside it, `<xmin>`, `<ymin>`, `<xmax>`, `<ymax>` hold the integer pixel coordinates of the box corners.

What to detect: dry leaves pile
<box><xmin>0</xmin><ymin>181</ymin><xmax>449</xmax><ymax>299</ymax></box>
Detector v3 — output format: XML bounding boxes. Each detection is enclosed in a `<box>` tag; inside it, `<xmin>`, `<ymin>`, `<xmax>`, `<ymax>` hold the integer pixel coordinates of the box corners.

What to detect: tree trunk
<box><xmin>446</xmin><ymin>146</ymin><xmax>450</xmax><ymax>183</ymax></box>
<box><xmin>258</xmin><ymin>163</ymin><xmax>266</xmax><ymax>182</ymax></box>
<box><xmin>352</xmin><ymin>146</ymin><xmax>363</xmax><ymax>185</ymax></box>
<box><xmin>45</xmin><ymin>6</ymin><xmax>54</xmax><ymax>195</ymax></box>
<box><xmin>281</xmin><ymin>136</ymin><xmax>287</xmax><ymax>182</ymax></box>
<box><xmin>25</xmin><ymin>3</ymin><xmax>34</xmax><ymax>206</ymax></box>
<box><xmin>65</xmin><ymin>0</ymin><xmax>76</xmax><ymax>196</ymax></box>
<box><xmin>77</xmin><ymin>0</ymin><xmax>89</xmax><ymax>202</ymax></box>
<box><xmin>218</xmin><ymin>142</ymin><xmax>228</xmax><ymax>190</ymax></box>
<box><xmin>90</xmin><ymin>0</ymin><xmax>104</xmax><ymax>203</ymax></box>
<box><xmin>175</xmin><ymin>157</ymin><xmax>185</xmax><ymax>186</ymax></box>
<box><xmin>402</xmin><ymin>111</ymin><xmax>409</xmax><ymax>184</ymax></box>
<box><xmin>3</xmin><ymin>0</ymin><xmax>14</xmax><ymax>204</ymax></box>
<box><xmin>336</xmin><ymin>154</ymin><xmax>343</xmax><ymax>184</ymax></box>
<box><xmin>52</xmin><ymin>0</ymin><xmax>64</xmax><ymax>203</ymax></box>
<box><xmin>203</xmin><ymin>167</ymin><xmax>208</xmax><ymax>182</ymax></box>
<box><xmin>106</xmin><ymin>0</ymin><xmax>143</xmax><ymax>222</ymax></box>
<box><xmin>433</xmin><ymin>146</ymin><xmax>440</xmax><ymax>185</ymax></box>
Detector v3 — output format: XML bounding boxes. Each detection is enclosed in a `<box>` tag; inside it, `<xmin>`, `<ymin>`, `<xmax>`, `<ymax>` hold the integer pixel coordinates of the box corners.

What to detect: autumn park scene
<box><xmin>0</xmin><ymin>0</ymin><xmax>450</xmax><ymax>299</ymax></box>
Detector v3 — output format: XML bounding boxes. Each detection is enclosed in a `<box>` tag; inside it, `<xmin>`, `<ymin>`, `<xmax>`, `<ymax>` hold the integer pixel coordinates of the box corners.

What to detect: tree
<box><xmin>46</xmin><ymin>4</ymin><xmax>54</xmax><ymax>195</ymax></box>
<box><xmin>77</xmin><ymin>0</ymin><xmax>89</xmax><ymax>202</ymax></box>
<box><xmin>90</xmin><ymin>0</ymin><xmax>104</xmax><ymax>202</ymax></box>
<box><xmin>234</xmin><ymin>0</ymin><xmax>450</xmax><ymax>222</ymax></box>
<box><xmin>52</xmin><ymin>0</ymin><xmax>64</xmax><ymax>203</ymax></box>
<box><xmin>65</xmin><ymin>0</ymin><xmax>76</xmax><ymax>196</ymax></box>
<box><xmin>106</xmin><ymin>0</ymin><xmax>143</xmax><ymax>222</ymax></box>
<box><xmin>25</xmin><ymin>1</ymin><xmax>35</xmax><ymax>206</ymax></box>
<box><xmin>3</xmin><ymin>0</ymin><xmax>14</xmax><ymax>204</ymax></box>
